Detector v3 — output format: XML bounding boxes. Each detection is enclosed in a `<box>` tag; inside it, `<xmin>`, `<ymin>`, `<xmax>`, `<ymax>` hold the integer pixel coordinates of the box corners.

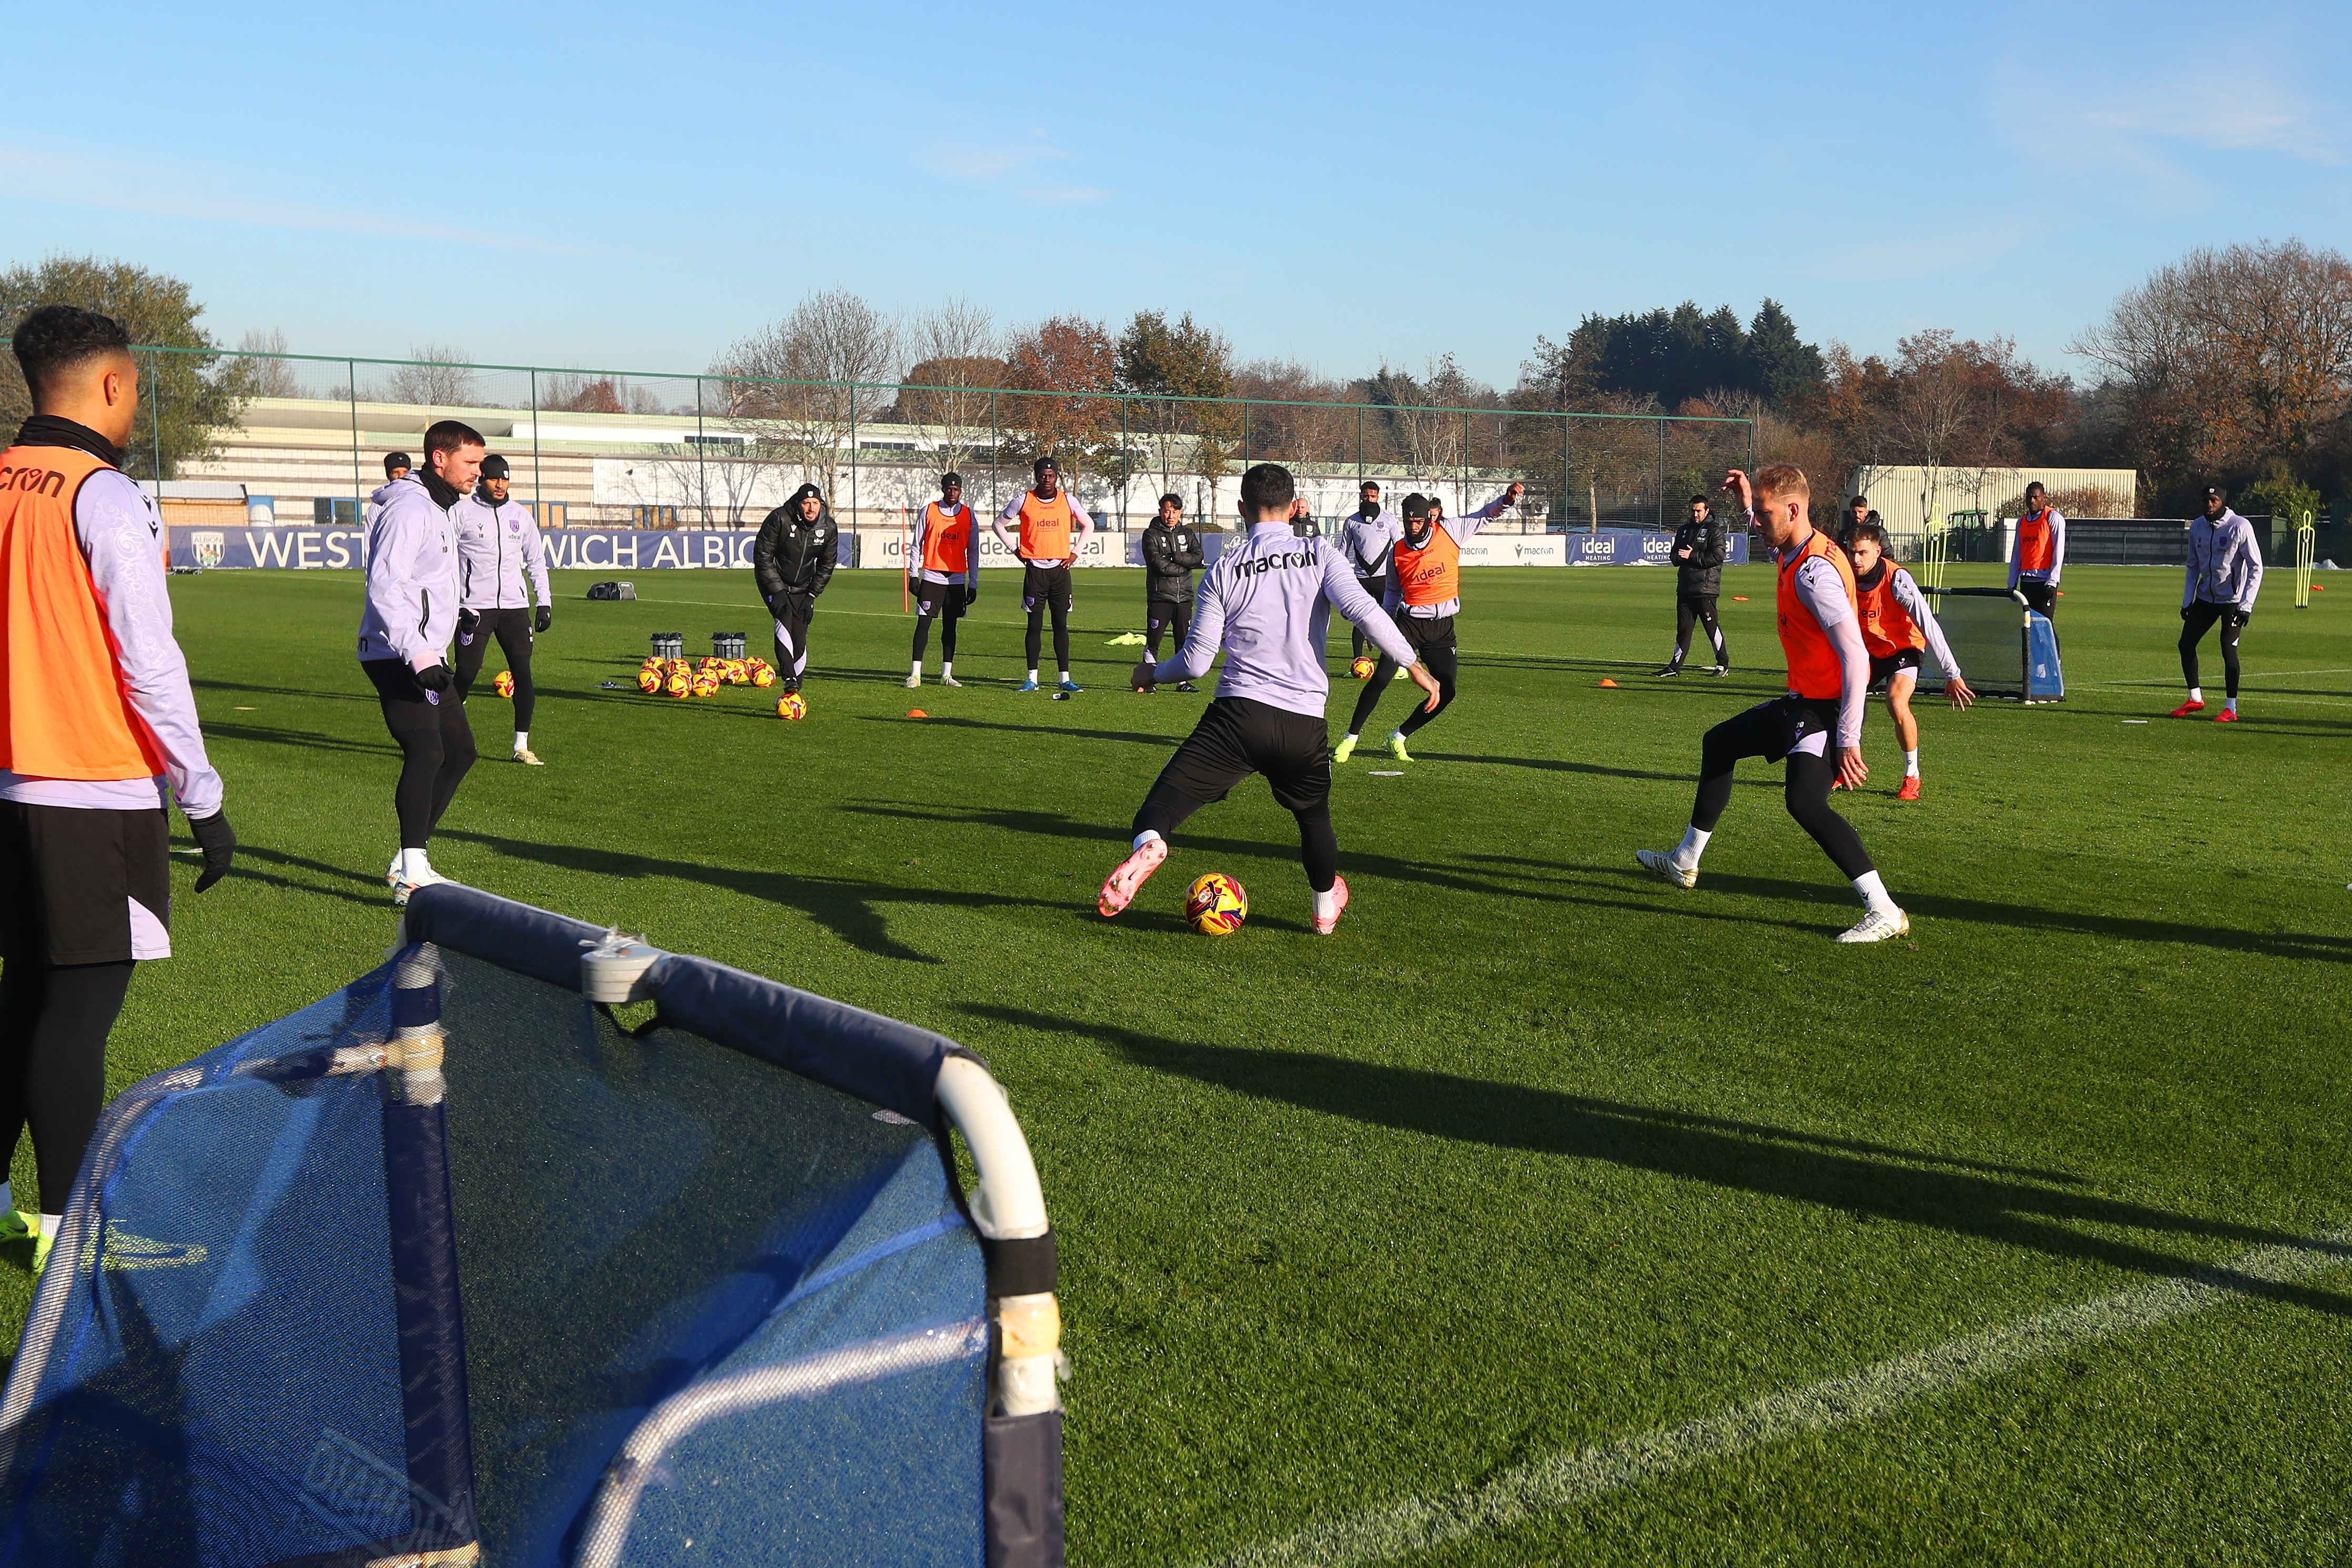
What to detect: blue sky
<box><xmin>8</xmin><ymin>1</ymin><xmax>2347</xmax><ymax>388</ymax></box>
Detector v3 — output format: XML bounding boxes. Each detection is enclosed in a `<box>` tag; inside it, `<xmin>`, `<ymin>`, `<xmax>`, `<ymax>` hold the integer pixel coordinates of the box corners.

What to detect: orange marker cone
<box><xmin>908</xmin><ymin>709</ymin><xmax>929</xmax><ymax>718</ymax></box>
<box><xmin>1730</xmin><ymin>595</ymin><xmax>1750</xmax><ymax>601</ymax></box>
<box><xmin>1598</xmin><ymin>678</ymin><xmax>1618</xmax><ymax>688</ymax></box>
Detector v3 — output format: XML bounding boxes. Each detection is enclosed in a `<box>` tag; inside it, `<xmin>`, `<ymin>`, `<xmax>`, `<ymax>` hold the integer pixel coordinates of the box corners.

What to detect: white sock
<box><xmin>1132</xmin><ymin>829</ymin><xmax>1163</xmax><ymax>852</ymax></box>
<box><xmin>399</xmin><ymin>848</ymin><xmax>434</xmax><ymax>883</ymax></box>
<box><xmin>910</xmin><ymin>660</ymin><xmax>922</xmax><ymax>677</ymax></box>
<box><xmin>1903</xmin><ymin>749</ymin><xmax>1919</xmax><ymax>778</ymax></box>
<box><xmin>2188</xmin><ymin>686</ymin><xmax>2203</xmax><ymax>704</ymax></box>
<box><xmin>514</xmin><ymin>730</ymin><xmax>528</xmax><ymax>750</ymax></box>
<box><xmin>1853</xmin><ymin>870</ymin><xmax>1897</xmax><ymax>914</ymax></box>
<box><xmin>1388</xmin><ymin>729</ymin><xmax>1404</xmax><ymax>743</ymax></box>
<box><xmin>941</xmin><ymin>660</ymin><xmax>953</xmax><ymax>677</ymax></box>
<box><xmin>1028</xmin><ymin>667</ymin><xmax>1040</xmax><ymax>683</ymax></box>
<box><xmin>2225</xmin><ymin>696</ymin><xmax>2238</xmax><ymax>713</ymax></box>
<box><xmin>1311</xmin><ymin>886</ymin><xmax>1339</xmax><ymax>920</ymax></box>
<box><xmin>1671</xmin><ymin>825</ymin><xmax>1711</xmax><ymax>871</ymax></box>
<box><xmin>1342</xmin><ymin>731</ymin><xmax>1359</xmax><ymax>744</ymax></box>
<box><xmin>1058</xmin><ymin>670</ymin><xmax>1071</xmax><ymax>682</ymax></box>
<box><xmin>37</xmin><ymin>1213</ymin><xmax>58</xmax><ymax>1240</ymax></box>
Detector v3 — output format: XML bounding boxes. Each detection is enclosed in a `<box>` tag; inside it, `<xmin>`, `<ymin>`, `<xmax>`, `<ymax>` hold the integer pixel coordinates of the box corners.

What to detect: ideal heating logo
<box><xmin>301</xmin><ymin>1429</ymin><xmax>463</xmax><ymax>1547</ymax></box>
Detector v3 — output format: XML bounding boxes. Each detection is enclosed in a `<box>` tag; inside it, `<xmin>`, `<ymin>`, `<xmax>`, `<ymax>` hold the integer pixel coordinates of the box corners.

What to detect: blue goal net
<box><xmin>0</xmin><ymin>886</ymin><xmax>1063</xmax><ymax>1568</ymax></box>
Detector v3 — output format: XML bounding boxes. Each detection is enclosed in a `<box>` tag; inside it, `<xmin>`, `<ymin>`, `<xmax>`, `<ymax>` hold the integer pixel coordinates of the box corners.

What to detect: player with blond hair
<box><xmin>1636</xmin><ymin>466</ymin><xmax>1911</xmax><ymax>942</ymax></box>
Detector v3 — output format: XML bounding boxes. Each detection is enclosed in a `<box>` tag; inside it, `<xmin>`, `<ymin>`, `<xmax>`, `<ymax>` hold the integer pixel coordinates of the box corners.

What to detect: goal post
<box><xmin>0</xmin><ymin>884</ymin><xmax>1064</xmax><ymax>1568</ymax></box>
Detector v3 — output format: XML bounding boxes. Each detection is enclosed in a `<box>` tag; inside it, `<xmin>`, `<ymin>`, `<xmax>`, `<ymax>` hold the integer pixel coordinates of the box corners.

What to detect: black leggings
<box><xmin>771</xmin><ymin>591</ymin><xmax>815</xmax><ymax>683</ymax></box>
<box><xmin>1350</xmin><ymin>621</ymin><xmax>1458</xmax><ymax>738</ymax></box>
<box><xmin>1673</xmin><ymin>594</ymin><xmax>1726</xmax><ymax>668</ymax></box>
<box><xmin>1146</xmin><ymin>597</ymin><xmax>1190</xmax><ymax>658</ymax></box>
<box><xmin>364</xmin><ymin>658</ymin><xmax>477</xmax><ymax>849</ymax></box>
<box><xmin>1026</xmin><ymin>601</ymin><xmax>1071</xmax><ymax>671</ymax></box>
<box><xmin>1350</xmin><ymin>576</ymin><xmax>1390</xmax><ymax>656</ymax></box>
<box><xmin>1690</xmin><ymin>701</ymin><xmax>1875</xmax><ymax>880</ymax></box>
<box><xmin>453</xmin><ymin>607</ymin><xmax>536</xmax><ymax>731</ymax></box>
<box><xmin>2180</xmin><ymin>600</ymin><xmax>2244</xmax><ymax>697</ymax></box>
<box><xmin>911</xmin><ymin>591</ymin><xmax>963</xmax><ymax>662</ymax></box>
<box><xmin>0</xmin><ymin>959</ymin><xmax>134</xmax><ymax>1214</ymax></box>
<box><xmin>1134</xmin><ymin>799</ymin><xmax>1337</xmax><ymax>893</ymax></box>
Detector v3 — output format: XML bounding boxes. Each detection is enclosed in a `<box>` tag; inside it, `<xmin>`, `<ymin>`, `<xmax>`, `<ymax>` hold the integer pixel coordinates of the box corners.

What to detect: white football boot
<box><xmin>1634</xmin><ymin>849</ymin><xmax>1697</xmax><ymax>889</ymax></box>
<box><xmin>1837</xmin><ymin>907</ymin><xmax>1911</xmax><ymax>943</ymax></box>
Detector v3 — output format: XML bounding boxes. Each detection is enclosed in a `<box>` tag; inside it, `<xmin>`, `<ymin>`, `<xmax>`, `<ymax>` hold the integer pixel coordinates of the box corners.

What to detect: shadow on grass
<box><xmin>432</xmin><ymin>829</ymin><xmax>1109</xmax><ymax>962</ymax></box>
<box><xmin>853</xmin><ymin>715</ymin><xmax>1183</xmax><ymax>748</ymax></box>
<box><xmin>974</xmin><ymin>1004</ymin><xmax>2352</xmax><ymax>1318</ymax></box>
<box><xmin>1415</xmin><ymin>751</ymin><xmax>1696</xmax><ymax>784</ymax></box>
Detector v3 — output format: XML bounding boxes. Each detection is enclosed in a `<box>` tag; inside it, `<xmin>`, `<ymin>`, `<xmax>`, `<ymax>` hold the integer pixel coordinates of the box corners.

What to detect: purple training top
<box><xmin>1153</xmin><ymin>521</ymin><xmax>1418</xmax><ymax>719</ymax></box>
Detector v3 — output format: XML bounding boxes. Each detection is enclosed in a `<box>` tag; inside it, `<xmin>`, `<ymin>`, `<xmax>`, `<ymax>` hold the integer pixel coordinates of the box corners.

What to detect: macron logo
<box><xmin>1235</xmin><ymin>547</ymin><xmax>1319</xmax><ymax>577</ymax></box>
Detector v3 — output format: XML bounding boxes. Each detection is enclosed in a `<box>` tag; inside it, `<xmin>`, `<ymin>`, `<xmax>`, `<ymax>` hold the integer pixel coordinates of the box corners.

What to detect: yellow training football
<box><xmin>493</xmin><ymin>670</ymin><xmax>515</xmax><ymax>698</ymax></box>
<box><xmin>666</xmin><ymin>671</ymin><xmax>692</xmax><ymax>697</ymax></box>
<box><xmin>1184</xmin><ymin>872</ymin><xmax>1249</xmax><ymax>936</ymax></box>
<box><xmin>1350</xmin><ymin>655</ymin><xmax>1376</xmax><ymax>680</ymax></box>
<box><xmin>636</xmin><ymin>667</ymin><xmax>661</xmax><ymax>693</ymax></box>
<box><xmin>751</xmin><ymin>666</ymin><xmax>778</xmax><ymax>688</ymax></box>
<box><xmin>777</xmin><ymin>692</ymin><xmax>808</xmax><ymax>720</ymax></box>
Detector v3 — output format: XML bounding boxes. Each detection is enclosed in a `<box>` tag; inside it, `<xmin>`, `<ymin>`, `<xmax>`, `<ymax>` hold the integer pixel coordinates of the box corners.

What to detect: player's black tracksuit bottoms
<box><xmin>1133</xmin><ymin>697</ymin><xmax>1339</xmax><ymax>891</ymax></box>
<box><xmin>1350</xmin><ymin>574</ymin><xmax>1391</xmax><ymax>657</ymax></box>
<box><xmin>363</xmin><ymin>658</ymin><xmax>477</xmax><ymax>849</ymax></box>
<box><xmin>1349</xmin><ymin>613</ymin><xmax>1456</xmax><ymax>737</ymax></box>
<box><xmin>454</xmin><ymin>607</ymin><xmax>537</xmax><ymax>730</ymax></box>
<box><xmin>1146</xmin><ymin>592</ymin><xmax>1190</xmax><ymax>658</ymax></box>
<box><xmin>1673</xmin><ymin>595</ymin><xmax>1727</xmax><ymax>670</ymax></box>
<box><xmin>2179</xmin><ymin>598</ymin><xmax>2245</xmax><ymax>698</ymax></box>
<box><xmin>1690</xmin><ymin>696</ymin><xmax>1875</xmax><ymax>880</ymax></box>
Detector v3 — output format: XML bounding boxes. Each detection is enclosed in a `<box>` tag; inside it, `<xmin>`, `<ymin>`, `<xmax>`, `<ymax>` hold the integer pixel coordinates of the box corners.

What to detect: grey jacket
<box><xmin>358</xmin><ymin>473</ymin><xmax>461</xmax><ymax>668</ymax></box>
<box><xmin>1155</xmin><ymin>524</ymin><xmax>1416</xmax><ymax>719</ymax></box>
<box><xmin>2184</xmin><ymin>509</ymin><xmax>2263</xmax><ymax>612</ymax></box>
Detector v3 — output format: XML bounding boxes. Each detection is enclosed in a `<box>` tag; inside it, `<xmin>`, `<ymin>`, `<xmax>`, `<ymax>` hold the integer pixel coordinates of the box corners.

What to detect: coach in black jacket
<box><xmin>1139</xmin><ymin>493</ymin><xmax>1205</xmax><ymax>690</ymax></box>
<box><xmin>1655</xmin><ymin>493</ymin><xmax>1730</xmax><ymax>676</ymax></box>
<box><xmin>753</xmin><ymin>483</ymin><xmax>837</xmax><ymax>692</ymax></box>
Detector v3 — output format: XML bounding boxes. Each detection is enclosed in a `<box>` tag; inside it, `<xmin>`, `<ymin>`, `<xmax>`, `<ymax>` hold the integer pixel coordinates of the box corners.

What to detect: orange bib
<box><xmin>0</xmin><ymin>445</ymin><xmax>167</xmax><ymax>781</ymax></box>
<box><xmin>2017</xmin><ymin>508</ymin><xmax>2056</xmax><ymax>572</ymax></box>
<box><xmin>1016</xmin><ymin>491</ymin><xmax>1073</xmax><ymax>559</ymax></box>
<box><xmin>921</xmin><ymin>502</ymin><xmax>972</xmax><ymax>574</ymax></box>
<box><xmin>1393</xmin><ymin>525</ymin><xmax>1461</xmax><ymax>607</ymax></box>
<box><xmin>1855</xmin><ymin>566</ymin><xmax>1927</xmax><ymax>658</ymax></box>
<box><xmin>1776</xmin><ymin>529</ymin><xmax>1858</xmax><ymax>701</ymax></box>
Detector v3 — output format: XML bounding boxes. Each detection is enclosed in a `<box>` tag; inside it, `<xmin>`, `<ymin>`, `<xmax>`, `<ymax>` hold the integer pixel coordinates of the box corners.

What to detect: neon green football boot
<box><xmin>1332</xmin><ymin>734</ymin><xmax>1359</xmax><ymax>764</ymax></box>
<box><xmin>1386</xmin><ymin>731</ymin><xmax>1414</xmax><ymax>762</ymax></box>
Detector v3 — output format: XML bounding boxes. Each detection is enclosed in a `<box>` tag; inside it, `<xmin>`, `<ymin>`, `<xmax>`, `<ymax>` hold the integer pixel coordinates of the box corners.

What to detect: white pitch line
<box><xmin>1210</xmin><ymin>1224</ymin><xmax>2352</xmax><ymax>1568</ymax></box>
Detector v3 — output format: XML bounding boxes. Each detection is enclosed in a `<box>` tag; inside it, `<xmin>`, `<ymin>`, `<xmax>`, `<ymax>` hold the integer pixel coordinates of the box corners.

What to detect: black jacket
<box><xmin>1672</xmin><ymin>514</ymin><xmax>1728</xmax><ymax>597</ymax></box>
<box><xmin>754</xmin><ymin>485</ymin><xmax>839</xmax><ymax>603</ymax></box>
<box><xmin>1141</xmin><ymin>520</ymin><xmax>1204</xmax><ymax>601</ymax></box>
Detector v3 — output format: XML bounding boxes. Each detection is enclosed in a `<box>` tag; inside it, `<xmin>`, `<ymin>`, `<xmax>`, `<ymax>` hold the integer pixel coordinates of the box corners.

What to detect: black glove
<box><xmin>1131</xmin><ymin>659</ymin><xmax>1159</xmax><ymax>691</ymax></box>
<box><xmin>2180</xmin><ymin>605</ymin><xmax>2192</xmax><ymax>621</ymax></box>
<box><xmin>534</xmin><ymin>605</ymin><xmax>553</xmax><ymax>634</ymax></box>
<box><xmin>416</xmin><ymin>662</ymin><xmax>452</xmax><ymax>693</ymax></box>
<box><xmin>2229</xmin><ymin>608</ymin><xmax>2252</xmax><ymax>630</ymax></box>
<box><xmin>457</xmin><ymin>609</ymin><xmax>480</xmax><ymax>640</ymax></box>
<box><xmin>187</xmin><ymin>810</ymin><xmax>236</xmax><ymax>893</ymax></box>
<box><xmin>964</xmin><ymin>580</ymin><xmax>980</xmax><ymax>607</ymax></box>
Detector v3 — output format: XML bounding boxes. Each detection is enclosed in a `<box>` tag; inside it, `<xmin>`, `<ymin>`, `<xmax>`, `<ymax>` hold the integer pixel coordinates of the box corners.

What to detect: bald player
<box><xmin>1636</xmin><ymin>466</ymin><xmax>1910</xmax><ymax>942</ymax></box>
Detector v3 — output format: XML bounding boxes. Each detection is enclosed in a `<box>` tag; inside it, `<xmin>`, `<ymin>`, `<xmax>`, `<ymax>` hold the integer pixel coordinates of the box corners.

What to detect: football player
<box><xmin>1843</xmin><ymin>519</ymin><xmax>1973</xmax><ymax>798</ymax></box>
<box><xmin>1101</xmin><ymin>464</ymin><xmax>1438</xmax><ymax>934</ymax></box>
<box><xmin>452</xmin><ymin>455</ymin><xmax>554</xmax><ymax>763</ymax></box>
<box><xmin>992</xmin><ymin>457</ymin><xmax>1093</xmax><ymax>693</ymax></box>
<box><xmin>1332</xmin><ymin>483</ymin><xmax>1525</xmax><ymax>763</ymax></box>
<box><xmin>907</xmin><ymin>471</ymin><xmax>978</xmax><ymax>687</ymax></box>
<box><xmin>1636</xmin><ymin>466</ymin><xmax>1911</xmax><ymax>943</ymax></box>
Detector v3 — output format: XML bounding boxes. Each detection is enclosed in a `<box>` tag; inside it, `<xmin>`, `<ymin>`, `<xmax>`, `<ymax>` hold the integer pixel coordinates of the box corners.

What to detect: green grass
<box><xmin>13</xmin><ymin>560</ymin><xmax>2352</xmax><ymax>1564</ymax></box>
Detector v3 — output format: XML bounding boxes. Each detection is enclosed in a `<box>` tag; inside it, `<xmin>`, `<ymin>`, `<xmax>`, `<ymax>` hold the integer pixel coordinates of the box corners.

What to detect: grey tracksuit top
<box><xmin>2183</xmin><ymin>509</ymin><xmax>2264</xmax><ymax>612</ymax></box>
<box><xmin>1152</xmin><ymin>522</ymin><xmax>1416</xmax><ymax>719</ymax></box>
<box><xmin>455</xmin><ymin>495</ymin><xmax>552</xmax><ymax>610</ymax></box>
<box><xmin>357</xmin><ymin>474</ymin><xmax>460</xmax><ymax>668</ymax></box>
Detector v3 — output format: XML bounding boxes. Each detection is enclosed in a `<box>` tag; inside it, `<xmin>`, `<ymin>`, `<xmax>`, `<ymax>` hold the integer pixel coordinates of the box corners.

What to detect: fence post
<box><xmin>990</xmin><ymin>393</ymin><xmax>999</xmax><ymax>519</ymax></box>
<box><xmin>1356</xmin><ymin>405</ymin><xmax>1364</xmax><ymax>485</ymax></box>
<box><xmin>695</xmin><ymin>375</ymin><xmax>707</xmax><ymax>526</ymax></box>
<box><xmin>1655</xmin><ymin>419</ymin><xmax>1665</xmax><ymax>530</ymax></box>
<box><xmin>349</xmin><ymin>360</ymin><xmax>362</xmax><ymax>517</ymax></box>
<box><xmin>148</xmin><ymin>349</ymin><xmax>164</xmax><ymax>483</ymax></box>
<box><xmin>1461</xmin><ymin>409</ymin><xmax>1469</xmax><ymax>516</ymax></box>
<box><xmin>530</xmin><ymin>369</ymin><xmax>541</xmax><ymax>527</ymax></box>
<box><xmin>850</xmin><ymin>388</ymin><xmax>858</xmax><ymax>531</ymax></box>
<box><xmin>1120</xmin><ymin>395</ymin><xmax>1130</xmax><ymax>529</ymax></box>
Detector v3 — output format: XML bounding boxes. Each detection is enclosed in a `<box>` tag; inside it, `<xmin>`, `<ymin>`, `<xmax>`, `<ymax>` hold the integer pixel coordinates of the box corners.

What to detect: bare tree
<box><xmin>711</xmin><ymin>290</ymin><xmax>900</xmax><ymax>505</ymax></box>
<box><xmin>383</xmin><ymin>344</ymin><xmax>477</xmax><ymax>408</ymax></box>
<box><xmin>895</xmin><ymin>298</ymin><xmax>1002</xmax><ymax>481</ymax></box>
<box><xmin>237</xmin><ymin>327</ymin><xmax>304</xmax><ymax>398</ymax></box>
<box><xmin>2073</xmin><ymin>239</ymin><xmax>2352</xmax><ymax>500</ymax></box>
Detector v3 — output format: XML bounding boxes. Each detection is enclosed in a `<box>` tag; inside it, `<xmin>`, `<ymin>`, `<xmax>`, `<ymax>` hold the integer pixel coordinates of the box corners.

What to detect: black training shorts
<box><xmin>914</xmin><ymin>579</ymin><xmax>966</xmax><ymax>617</ymax></box>
<box><xmin>0</xmin><ymin>799</ymin><xmax>172</xmax><ymax>964</ymax></box>
<box><xmin>1395</xmin><ymin>611</ymin><xmax>1457</xmax><ymax>659</ymax></box>
<box><xmin>1146</xmin><ymin>695</ymin><xmax>1332</xmax><ymax>815</ymax></box>
<box><xmin>1868</xmin><ymin>648</ymin><xmax>1924</xmax><ymax>689</ymax></box>
<box><xmin>1021</xmin><ymin>561</ymin><xmax>1073</xmax><ymax>614</ymax></box>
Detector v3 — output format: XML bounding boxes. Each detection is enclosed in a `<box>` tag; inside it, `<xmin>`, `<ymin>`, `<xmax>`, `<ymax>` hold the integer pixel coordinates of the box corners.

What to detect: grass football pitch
<box><xmin>9</xmin><ymin>560</ymin><xmax>2351</xmax><ymax>1564</ymax></box>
